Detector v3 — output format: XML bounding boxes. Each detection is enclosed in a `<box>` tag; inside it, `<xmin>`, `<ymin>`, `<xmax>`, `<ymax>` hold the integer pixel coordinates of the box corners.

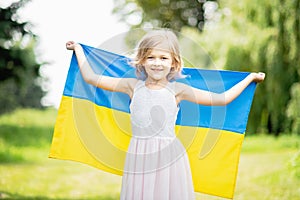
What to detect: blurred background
<box><xmin>0</xmin><ymin>0</ymin><xmax>299</xmax><ymax>199</ymax></box>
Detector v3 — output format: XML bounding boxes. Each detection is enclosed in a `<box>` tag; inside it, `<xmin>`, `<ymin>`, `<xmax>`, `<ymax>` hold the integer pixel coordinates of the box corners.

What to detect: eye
<box><xmin>162</xmin><ymin>57</ymin><xmax>168</xmax><ymax>60</ymax></box>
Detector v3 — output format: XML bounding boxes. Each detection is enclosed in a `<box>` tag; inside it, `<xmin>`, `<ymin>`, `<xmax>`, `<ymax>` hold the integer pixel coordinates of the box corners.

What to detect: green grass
<box><xmin>0</xmin><ymin>110</ymin><xmax>54</xmax><ymax>164</ymax></box>
<box><xmin>241</xmin><ymin>134</ymin><xmax>300</xmax><ymax>153</ymax></box>
<box><xmin>0</xmin><ymin>109</ymin><xmax>300</xmax><ymax>199</ymax></box>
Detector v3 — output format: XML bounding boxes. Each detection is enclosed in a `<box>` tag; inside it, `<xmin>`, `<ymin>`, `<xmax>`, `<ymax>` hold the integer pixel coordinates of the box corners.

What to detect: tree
<box><xmin>113</xmin><ymin>0</ymin><xmax>217</xmax><ymax>32</ymax></box>
<box><xmin>112</xmin><ymin>0</ymin><xmax>221</xmax><ymax>69</ymax></box>
<box><xmin>220</xmin><ymin>0</ymin><xmax>300</xmax><ymax>135</ymax></box>
<box><xmin>0</xmin><ymin>0</ymin><xmax>44</xmax><ymax>113</ymax></box>
<box><xmin>193</xmin><ymin>0</ymin><xmax>300</xmax><ymax>135</ymax></box>
<box><xmin>287</xmin><ymin>83</ymin><xmax>300</xmax><ymax>134</ymax></box>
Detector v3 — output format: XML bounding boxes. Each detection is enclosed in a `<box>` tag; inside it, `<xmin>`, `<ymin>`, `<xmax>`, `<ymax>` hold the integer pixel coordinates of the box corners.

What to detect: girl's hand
<box><xmin>251</xmin><ymin>72</ymin><xmax>265</xmax><ymax>83</ymax></box>
<box><xmin>66</xmin><ymin>41</ymin><xmax>78</xmax><ymax>50</ymax></box>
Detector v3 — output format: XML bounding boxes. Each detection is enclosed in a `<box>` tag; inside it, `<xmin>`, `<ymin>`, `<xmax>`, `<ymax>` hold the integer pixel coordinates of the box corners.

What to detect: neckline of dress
<box><xmin>144</xmin><ymin>81</ymin><xmax>169</xmax><ymax>91</ymax></box>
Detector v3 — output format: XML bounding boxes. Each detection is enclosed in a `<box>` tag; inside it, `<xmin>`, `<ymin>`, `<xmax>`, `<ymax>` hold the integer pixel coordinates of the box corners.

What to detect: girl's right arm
<box><xmin>66</xmin><ymin>41</ymin><xmax>137</xmax><ymax>97</ymax></box>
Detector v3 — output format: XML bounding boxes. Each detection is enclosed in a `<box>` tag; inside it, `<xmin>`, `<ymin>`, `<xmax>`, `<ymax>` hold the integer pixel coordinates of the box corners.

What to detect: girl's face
<box><xmin>143</xmin><ymin>48</ymin><xmax>173</xmax><ymax>82</ymax></box>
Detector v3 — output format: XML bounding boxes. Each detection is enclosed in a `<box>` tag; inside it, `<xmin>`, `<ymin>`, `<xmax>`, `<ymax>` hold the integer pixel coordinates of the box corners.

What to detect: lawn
<box><xmin>0</xmin><ymin>109</ymin><xmax>299</xmax><ymax>199</ymax></box>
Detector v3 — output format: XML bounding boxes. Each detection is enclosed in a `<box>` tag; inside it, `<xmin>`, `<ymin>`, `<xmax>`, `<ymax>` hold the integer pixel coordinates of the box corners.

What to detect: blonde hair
<box><xmin>132</xmin><ymin>29</ymin><xmax>183</xmax><ymax>81</ymax></box>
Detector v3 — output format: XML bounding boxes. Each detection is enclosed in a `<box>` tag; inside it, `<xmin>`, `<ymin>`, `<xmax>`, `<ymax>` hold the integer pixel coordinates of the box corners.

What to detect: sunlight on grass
<box><xmin>0</xmin><ymin>160</ymin><xmax>121</xmax><ymax>199</ymax></box>
<box><xmin>0</xmin><ymin>108</ymin><xmax>57</xmax><ymax>127</ymax></box>
<box><xmin>242</xmin><ymin>134</ymin><xmax>300</xmax><ymax>153</ymax></box>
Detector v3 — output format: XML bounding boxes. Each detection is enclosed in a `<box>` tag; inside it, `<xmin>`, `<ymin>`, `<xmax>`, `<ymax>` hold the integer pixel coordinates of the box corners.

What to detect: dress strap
<box><xmin>167</xmin><ymin>81</ymin><xmax>176</xmax><ymax>95</ymax></box>
<box><xmin>133</xmin><ymin>80</ymin><xmax>145</xmax><ymax>92</ymax></box>
<box><xmin>133</xmin><ymin>80</ymin><xmax>176</xmax><ymax>95</ymax></box>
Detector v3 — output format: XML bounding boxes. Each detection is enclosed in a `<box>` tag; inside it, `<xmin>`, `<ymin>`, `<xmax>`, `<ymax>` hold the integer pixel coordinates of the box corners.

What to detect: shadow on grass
<box><xmin>0</xmin><ymin>124</ymin><xmax>53</xmax><ymax>147</ymax></box>
<box><xmin>0</xmin><ymin>151</ymin><xmax>25</xmax><ymax>164</ymax></box>
<box><xmin>0</xmin><ymin>124</ymin><xmax>54</xmax><ymax>164</ymax></box>
<box><xmin>0</xmin><ymin>191</ymin><xmax>118</xmax><ymax>200</ymax></box>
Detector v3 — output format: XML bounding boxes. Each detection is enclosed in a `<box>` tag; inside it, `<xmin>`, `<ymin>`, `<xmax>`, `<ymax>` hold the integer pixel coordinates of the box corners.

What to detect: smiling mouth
<box><xmin>151</xmin><ymin>68</ymin><xmax>163</xmax><ymax>72</ymax></box>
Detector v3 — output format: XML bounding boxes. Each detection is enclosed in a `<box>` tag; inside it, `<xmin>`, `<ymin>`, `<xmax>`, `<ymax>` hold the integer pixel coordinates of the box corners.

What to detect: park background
<box><xmin>0</xmin><ymin>0</ymin><xmax>299</xmax><ymax>199</ymax></box>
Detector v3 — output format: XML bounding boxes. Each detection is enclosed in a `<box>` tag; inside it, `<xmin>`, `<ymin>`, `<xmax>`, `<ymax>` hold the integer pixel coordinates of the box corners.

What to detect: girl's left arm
<box><xmin>176</xmin><ymin>72</ymin><xmax>265</xmax><ymax>106</ymax></box>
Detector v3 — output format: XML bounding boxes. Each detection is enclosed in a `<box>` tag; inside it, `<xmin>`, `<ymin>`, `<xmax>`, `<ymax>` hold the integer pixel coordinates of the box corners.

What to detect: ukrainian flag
<box><xmin>49</xmin><ymin>44</ymin><xmax>256</xmax><ymax>199</ymax></box>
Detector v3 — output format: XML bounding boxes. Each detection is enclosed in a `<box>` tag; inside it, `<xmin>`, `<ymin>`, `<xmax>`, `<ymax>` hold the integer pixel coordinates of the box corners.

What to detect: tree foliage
<box><xmin>287</xmin><ymin>83</ymin><xmax>300</xmax><ymax>135</ymax></box>
<box><xmin>113</xmin><ymin>0</ymin><xmax>217</xmax><ymax>32</ymax></box>
<box><xmin>0</xmin><ymin>0</ymin><xmax>44</xmax><ymax>114</ymax></box>
<box><xmin>220</xmin><ymin>0</ymin><xmax>300</xmax><ymax>135</ymax></box>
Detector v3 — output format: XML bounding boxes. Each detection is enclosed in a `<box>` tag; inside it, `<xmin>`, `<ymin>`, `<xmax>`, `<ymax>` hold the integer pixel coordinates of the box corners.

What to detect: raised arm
<box><xmin>66</xmin><ymin>41</ymin><xmax>137</xmax><ymax>97</ymax></box>
<box><xmin>176</xmin><ymin>72</ymin><xmax>265</xmax><ymax>106</ymax></box>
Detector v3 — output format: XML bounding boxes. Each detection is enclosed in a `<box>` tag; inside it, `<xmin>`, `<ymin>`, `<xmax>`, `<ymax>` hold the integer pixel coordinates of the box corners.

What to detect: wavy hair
<box><xmin>131</xmin><ymin>29</ymin><xmax>184</xmax><ymax>81</ymax></box>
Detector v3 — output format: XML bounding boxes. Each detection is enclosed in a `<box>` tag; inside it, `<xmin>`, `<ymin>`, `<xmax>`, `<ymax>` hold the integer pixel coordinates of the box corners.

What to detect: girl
<box><xmin>66</xmin><ymin>29</ymin><xmax>265</xmax><ymax>200</ymax></box>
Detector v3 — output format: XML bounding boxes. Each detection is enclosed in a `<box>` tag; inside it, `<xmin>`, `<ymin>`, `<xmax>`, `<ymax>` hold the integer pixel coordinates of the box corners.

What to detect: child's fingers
<box><xmin>66</xmin><ymin>41</ymin><xmax>75</xmax><ymax>50</ymax></box>
<box><xmin>256</xmin><ymin>72</ymin><xmax>265</xmax><ymax>82</ymax></box>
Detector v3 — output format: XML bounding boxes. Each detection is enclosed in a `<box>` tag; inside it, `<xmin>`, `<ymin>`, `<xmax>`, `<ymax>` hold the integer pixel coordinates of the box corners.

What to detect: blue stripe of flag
<box><xmin>63</xmin><ymin>44</ymin><xmax>256</xmax><ymax>133</ymax></box>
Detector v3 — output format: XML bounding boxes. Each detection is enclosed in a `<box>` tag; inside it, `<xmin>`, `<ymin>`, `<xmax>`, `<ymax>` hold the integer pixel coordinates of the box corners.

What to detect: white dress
<box><xmin>120</xmin><ymin>81</ymin><xmax>195</xmax><ymax>200</ymax></box>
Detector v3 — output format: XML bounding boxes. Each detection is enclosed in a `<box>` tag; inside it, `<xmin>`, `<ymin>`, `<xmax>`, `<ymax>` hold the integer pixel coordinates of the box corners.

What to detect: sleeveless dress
<box><xmin>120</xmin><ymin>80</ymin><xmax>195</xmax><ymax>200</ymax></box>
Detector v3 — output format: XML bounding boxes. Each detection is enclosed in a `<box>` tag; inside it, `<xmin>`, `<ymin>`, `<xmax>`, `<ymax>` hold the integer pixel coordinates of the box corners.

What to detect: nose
<box><xmin>153</xmin><ymin>58</ymin><xmax>162</xmax><ymax>66</ymax></box>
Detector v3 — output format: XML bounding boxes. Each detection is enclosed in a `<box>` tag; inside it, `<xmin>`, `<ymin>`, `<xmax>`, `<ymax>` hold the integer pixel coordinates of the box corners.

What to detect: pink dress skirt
<box><xmin>120</xmin><ymin>81</ymin><xmax>195</xmax><ymax>200</ymax></box>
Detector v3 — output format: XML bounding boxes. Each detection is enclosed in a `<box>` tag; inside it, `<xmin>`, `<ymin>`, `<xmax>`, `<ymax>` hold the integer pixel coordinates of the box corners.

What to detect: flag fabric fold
<box><xmin>49</xmin><ymin>44</ymin><xmax>256</xmax><ymax>199</ymax></box>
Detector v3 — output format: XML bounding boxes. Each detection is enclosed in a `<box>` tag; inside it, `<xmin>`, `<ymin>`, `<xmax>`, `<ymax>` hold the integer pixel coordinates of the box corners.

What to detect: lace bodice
<box><xmin>130</xmin><ymin>80</ymin><xmax>179</xmax><ymax>138</ymax></box>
